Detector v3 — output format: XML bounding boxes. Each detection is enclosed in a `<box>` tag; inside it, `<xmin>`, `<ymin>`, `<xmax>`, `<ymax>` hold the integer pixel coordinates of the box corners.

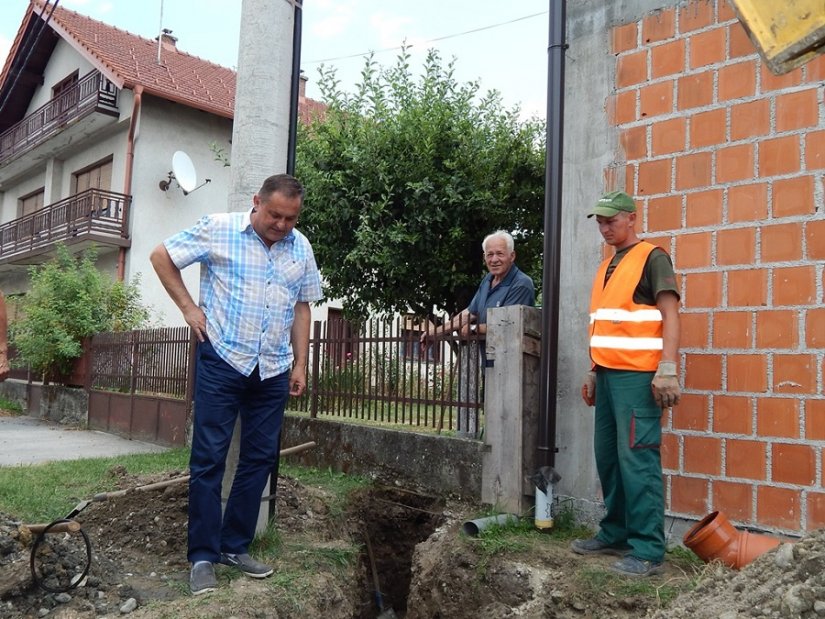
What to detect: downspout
<box><xmin>537</xmin><ymin>0</ymin><xmax>567</xmax><ymax>468</ymax></box>
<box><xmin>118</xmin><ymin>84</ymin><xmax>143</xmax><ymax>282</ymax></box>
<box><xmin>285</xmin><ymin>0</ymin><xmax>303</xmax><ymax>176</ymax></box>
<box><xmin>270</xmin><ymin>0</ymin><xmax>303</xmax><ymax>519</ymax></box>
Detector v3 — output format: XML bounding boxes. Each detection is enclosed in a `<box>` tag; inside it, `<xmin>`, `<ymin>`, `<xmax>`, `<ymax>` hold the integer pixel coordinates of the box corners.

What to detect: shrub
<box><xmin>10</xmin><ymin>244</ymin><xmax>152</xmax><ymax>381</ymax></box>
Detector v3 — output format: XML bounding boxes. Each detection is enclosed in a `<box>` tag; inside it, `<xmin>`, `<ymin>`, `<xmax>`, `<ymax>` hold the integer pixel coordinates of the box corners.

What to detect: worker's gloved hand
<box><xmin>652</xmin><ymin>360</ymin><xmax>681</xmax><ymax>408</ymax></box>
<box><xmin>581</xmin><ymin>371</ymin><xmax>596</xmax><ymax>407</ymax></box>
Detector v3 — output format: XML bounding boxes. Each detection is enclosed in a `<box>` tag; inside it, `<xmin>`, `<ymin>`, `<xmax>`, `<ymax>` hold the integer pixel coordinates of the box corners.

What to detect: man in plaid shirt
<box><xmin>150</xmin><ymin>174</ymin><xmax>322</xmax><ymax>595</ymax></box>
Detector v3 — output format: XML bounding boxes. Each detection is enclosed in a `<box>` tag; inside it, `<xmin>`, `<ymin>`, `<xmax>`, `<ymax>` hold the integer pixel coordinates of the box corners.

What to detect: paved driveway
<box><xmin>0</xmin><ymin>415</ymin><xmax>168</xmax><ymax>466</ymax></box>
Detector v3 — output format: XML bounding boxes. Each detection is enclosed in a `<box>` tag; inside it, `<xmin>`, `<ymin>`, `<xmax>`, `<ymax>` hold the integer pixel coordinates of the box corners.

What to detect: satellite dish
<box><xmin>158</xmin><ymin>150</ymin><xmax>212</xmax><ymax>196</ymax></box>
<box><xmin>172</xmin><ymin>151</ymin><xmax>197</xmax><ymax>193</ymax></box>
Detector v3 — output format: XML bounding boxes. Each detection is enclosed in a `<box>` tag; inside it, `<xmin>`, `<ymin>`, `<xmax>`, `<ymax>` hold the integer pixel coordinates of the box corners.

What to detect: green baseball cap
<box><xmin>587</xmin><ymin>190</ymin><xmax>637</xmax><ymax>218</ymax></box>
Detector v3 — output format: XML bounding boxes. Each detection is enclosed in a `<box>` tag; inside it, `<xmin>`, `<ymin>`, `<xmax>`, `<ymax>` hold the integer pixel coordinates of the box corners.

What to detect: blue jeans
<box><xmin>188</xmin><ymin>340</ymin><xmax>289</xmax><ymax>564</ymax></box>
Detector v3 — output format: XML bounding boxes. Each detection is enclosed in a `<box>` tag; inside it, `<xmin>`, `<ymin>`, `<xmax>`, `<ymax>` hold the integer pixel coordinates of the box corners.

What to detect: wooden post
<box><xmin>481</xmin><ymin>305</ymin><xmax>542</xmax><ymax>515</ymax></box>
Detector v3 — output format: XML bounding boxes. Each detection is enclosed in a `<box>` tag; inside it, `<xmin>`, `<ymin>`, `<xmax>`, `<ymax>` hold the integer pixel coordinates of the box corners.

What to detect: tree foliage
<box><xmin>10</xmin><ymin>245</ymin><xmax>152</xmax><ymax>380</ymax></box>
<box><xmin>297</xmin><ymin>48</ymin><xmax>546</xmax><ymax>318</ymax></box>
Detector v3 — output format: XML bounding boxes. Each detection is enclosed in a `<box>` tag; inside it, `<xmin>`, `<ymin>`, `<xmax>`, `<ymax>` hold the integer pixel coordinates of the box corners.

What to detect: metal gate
<box><xmin>87</xmin><ymin>327</ymin><xmax>195</xmax><ymax>446</ymax></box>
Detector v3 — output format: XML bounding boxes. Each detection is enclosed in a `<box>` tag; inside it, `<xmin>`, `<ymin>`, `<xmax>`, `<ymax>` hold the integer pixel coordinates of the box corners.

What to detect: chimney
<box><xmin>299</xmin><ymin>71</ymin><xmax>307</xmax><ymax>100</ymax></box>
<box><xmin>157</xmin><ymin>28</ymin><xmax>178</xmax><ymax>51</ymax></box>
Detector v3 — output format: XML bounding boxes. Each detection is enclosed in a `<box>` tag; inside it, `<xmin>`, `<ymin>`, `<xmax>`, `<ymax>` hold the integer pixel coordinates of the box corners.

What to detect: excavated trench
<box><xmin>351</xmin><ymin>487</ymin><xmax>445</xmax><ymax>618</ymax></box>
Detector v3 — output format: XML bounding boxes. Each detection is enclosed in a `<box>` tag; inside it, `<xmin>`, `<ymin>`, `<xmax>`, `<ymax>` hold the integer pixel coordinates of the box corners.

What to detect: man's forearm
<box><xmin>291</xmin><ymin>302</ymin><xmax>311</xmax><ymax>367</ymax></box>
<box><xmin>433</xmin><ymin>309</ymin><xmax>471</xmax><ymax>336</ymax></box>
<box><xmin>150</xmin><ymin>245</ymin><xmax>198</xmax><ymax>314</ymax></box>
<box><xmin>657</xmin><ymin>292</ymin><xmax>680</xmax><ymax>363</ymax></box>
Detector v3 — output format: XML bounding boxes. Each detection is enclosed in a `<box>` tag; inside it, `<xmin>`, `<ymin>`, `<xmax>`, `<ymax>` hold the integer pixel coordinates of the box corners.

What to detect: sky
<box><xmin>0</xmin><ymin>0</ymin><xmax>551</xmax><ymax>120</ymax></box>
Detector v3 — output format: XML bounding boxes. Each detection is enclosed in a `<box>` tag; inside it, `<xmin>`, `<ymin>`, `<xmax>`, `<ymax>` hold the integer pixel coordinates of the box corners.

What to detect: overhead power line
<box><xmin>306</xmin><ymin>10</ymin><xmax>548</xmax><ymax>65</ymax></box>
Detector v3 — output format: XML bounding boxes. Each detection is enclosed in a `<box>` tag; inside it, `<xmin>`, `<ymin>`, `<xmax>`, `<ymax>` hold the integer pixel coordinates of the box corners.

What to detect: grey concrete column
<box><xmin>228</xmin><ymin>0</ymin><xmax>294</xmax><ymax>211</ymax></box>
<box><xmin>222</xmin><ymin>0</ymin><xmax>296</xmax><ymax>532</ymax></box>
<box><xmin>481</xmin><ymin>305</ymin><xmax>541</xmax><ymax>515</ymax></box>
<box><xmin>44</xmin><ymin>158</ymin><xmax>63</xmax><ymax>204</ymax></box>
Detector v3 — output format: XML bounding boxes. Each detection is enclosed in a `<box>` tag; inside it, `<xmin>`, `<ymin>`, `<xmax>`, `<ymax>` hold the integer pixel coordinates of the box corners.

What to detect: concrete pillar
<box><xmin>228</xmin><ymin>0</ymin><xmax>294</xmax><ymax>211</ymax></box>
<box><xmin>222</xmin><ymin>0</ymin><xmax>295</xmax><ymax>532</ymax></box>
<box><xmin>44</xmin><ymin>158</ymin><xmax>63</xmax><ymax>204</ymax></box>
<box><xmin>481</xmin><ymin>305</ymin><xmax>542</xmax><ymax>515</ymax></box>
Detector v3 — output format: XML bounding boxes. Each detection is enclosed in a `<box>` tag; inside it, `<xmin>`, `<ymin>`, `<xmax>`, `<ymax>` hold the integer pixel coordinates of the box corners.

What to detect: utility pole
<box><xmin>223</xmin><ymin>0</ymin><xmax>299</xmax><ymax>531</ymax></box>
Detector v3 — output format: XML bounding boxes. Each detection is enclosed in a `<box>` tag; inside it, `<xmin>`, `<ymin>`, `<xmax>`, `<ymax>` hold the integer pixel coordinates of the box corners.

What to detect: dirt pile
<box><xmin>654</xmin><ymin>531</ymin><xmax>825</xmax><ymax>619</ymax></box>
<box><xmin>0</xmin><ymin>467</ymin><xmax>364</xmax><ymax>619</ymax></box>
<box><xmin>4</xmin><ymin>461</ymin><xmax>823</xmax><ymax>619</ymax></box>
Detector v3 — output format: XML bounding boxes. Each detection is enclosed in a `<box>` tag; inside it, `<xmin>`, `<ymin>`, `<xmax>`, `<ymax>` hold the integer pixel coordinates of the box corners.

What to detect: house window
<box><xmin>19</xmin><ymin>188</ymin><xmax>45</xmax><ymax>217</ymax></box>
<box><xmin>72</xmin><ymin>158</ymin><xmax>113</xmax><ymax>194</ymax></box>
<box><xmin>52</xmin><ymin>71</ymin><xmax>79</xmax><ymax>99</ymax></box>
<box><xmin>52</xmin><ymin>70</ymin><xmax>79</xmax><ymax>116</ymax></box>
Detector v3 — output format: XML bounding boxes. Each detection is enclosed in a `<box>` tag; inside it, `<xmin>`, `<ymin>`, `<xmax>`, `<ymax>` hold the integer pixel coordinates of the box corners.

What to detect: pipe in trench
<box><xmin>461</xmin><ymin>514</ymin><xmax>519</xmax><ymax>537</ymax></box>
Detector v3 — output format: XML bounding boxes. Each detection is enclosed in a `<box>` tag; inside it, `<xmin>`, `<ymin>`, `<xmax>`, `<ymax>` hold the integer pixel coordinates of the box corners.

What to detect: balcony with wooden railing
<box><xmin>0</xmin><ymin>70</ymin><xmax>119</xmax><ymax>166</ymax></box>
<box><xmin>0</xmin><ymin>188</ymin><xmax>131</xmax><ymax>265</ymax></box>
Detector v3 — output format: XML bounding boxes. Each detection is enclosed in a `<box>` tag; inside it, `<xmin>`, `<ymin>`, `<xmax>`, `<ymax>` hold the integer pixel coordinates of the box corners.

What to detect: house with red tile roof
<box><xmin>0</xmin><ymin>0</ymin><xmax>324</xmax><ymax>323</ymax></box>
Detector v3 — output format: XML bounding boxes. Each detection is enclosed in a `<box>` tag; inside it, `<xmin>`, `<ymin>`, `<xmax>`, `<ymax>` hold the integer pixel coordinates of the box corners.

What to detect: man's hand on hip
<box><xmin>183</xmin><ymin>306</ymin><xmax>208</xmax><ymax>342</ymax></box>
<box><xmin>652</xmin><ymin>360</ymin><xmax>681</xmax><ymax>408</ymax></box>
<box><xmin>581</xmin><ymin>371</ymin><xmax>596</xmax><ymax>406</ymax></box>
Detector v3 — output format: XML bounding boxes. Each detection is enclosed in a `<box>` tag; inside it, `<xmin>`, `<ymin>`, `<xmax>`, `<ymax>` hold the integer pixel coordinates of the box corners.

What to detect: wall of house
<box><xmin>560</xmin><ymin>0</ymin><xmax>825</xmax><ymax>537</ymax></box>
<box><xmin>125</xmin><ymin>95</ymin><xmax>233</xmax><ymax>324</ymax></box>
<box><xmin>0</xmin><ymin>170</ymin><xmax>46</xmax><ymax>222</ymax></box>
<box><xmin>26</xmin><ymin>38</ymin><xmax>95</xmax><ymax>113</ymax></box>
<box><xmin>556</xmin><ymin>0</ymin><xmax>672</xmax><ymax>527</ymax></box>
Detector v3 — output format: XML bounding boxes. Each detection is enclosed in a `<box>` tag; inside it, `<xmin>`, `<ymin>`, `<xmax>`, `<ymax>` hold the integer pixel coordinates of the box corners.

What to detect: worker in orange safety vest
<box><xmin>570</xmin><ymin>190</ymin><xmax>681</xmax><ymax>578</ymax></box>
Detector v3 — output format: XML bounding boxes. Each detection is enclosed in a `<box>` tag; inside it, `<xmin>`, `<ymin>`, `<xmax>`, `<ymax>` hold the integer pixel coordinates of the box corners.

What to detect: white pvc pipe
<box><xmin>461</xmin><ymin>513</ymin><xmax>519</xmax><ymax>537</ymax></box>
<box><xmin>534</xmin><ymin>484</ymin><xmax>553</xmax><ymax>530</ymax></box>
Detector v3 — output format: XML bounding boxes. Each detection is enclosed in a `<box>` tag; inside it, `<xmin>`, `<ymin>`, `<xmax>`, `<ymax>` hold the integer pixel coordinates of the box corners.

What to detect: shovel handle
<box><xmin>93</xmin><ymin>475</ymin><xmax>191</xmax><ymax>501</ymax></box>
<box><xmin>91</xmin><ymin>442</ymin><xmax>317</xmax><ymax>501</ymax></box>
<box><xmin>25</xmin><ymin>520</ymin><xmax>81</xmax><ymax>535</ymax></box>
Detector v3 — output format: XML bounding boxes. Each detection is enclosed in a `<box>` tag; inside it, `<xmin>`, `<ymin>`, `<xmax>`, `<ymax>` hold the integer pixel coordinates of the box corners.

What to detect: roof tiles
<box><xmin>40</xmin><ymin>0</ymin><xmax>237</xmax><ymax>118</ymax></box>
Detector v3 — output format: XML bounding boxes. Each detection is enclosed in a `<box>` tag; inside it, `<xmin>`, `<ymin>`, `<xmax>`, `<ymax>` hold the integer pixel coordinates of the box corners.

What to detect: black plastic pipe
<box><xmin>286</xmin><ymin>0</ymin><xmax>303</xmax><ymax>176</ymax></box>
<box><xmin>537</xmin><ymin>0</ymin><xmax>567</xmax><ymax>468</ymax></box>
<box><xmin>271</xmin><ymin>0</ymin><xmax>303</xmax><ymax>518</ymax></box>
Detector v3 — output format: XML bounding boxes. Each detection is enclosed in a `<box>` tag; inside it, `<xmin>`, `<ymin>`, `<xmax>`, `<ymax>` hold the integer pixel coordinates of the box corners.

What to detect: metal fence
<box><xmin>292</xmin><ymin>315</ymin><xmax>485</xmax><ymax>435</ymax></box>
<box><xmin>11</xmin><ymin>316</ymin><xmax>485</xmax><ymax>435</ymax></box>
<box><xmin>89</xmin><ymin>327</ymin><xmax>194</xmax><ymax>399</ymax></box>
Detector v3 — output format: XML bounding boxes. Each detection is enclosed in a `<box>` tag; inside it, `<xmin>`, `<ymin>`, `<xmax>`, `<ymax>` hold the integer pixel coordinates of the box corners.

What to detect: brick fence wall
<box><xmin>607</xmin><ymin>0</ymin><xmax>825</xmax><ymax>534</ymax></box>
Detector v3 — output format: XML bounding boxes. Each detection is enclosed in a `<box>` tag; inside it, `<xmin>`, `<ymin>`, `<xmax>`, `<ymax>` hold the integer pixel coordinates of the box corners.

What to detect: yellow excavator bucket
<box><xmin>730</xmin><ymin>0</ymin><xmax>825</xmax><ymax>74</ymax></box>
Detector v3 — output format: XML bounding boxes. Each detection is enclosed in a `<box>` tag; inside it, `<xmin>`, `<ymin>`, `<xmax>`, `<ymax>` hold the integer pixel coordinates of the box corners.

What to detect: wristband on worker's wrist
<box><xmin>657</xmin><ymin>360</ymin><xmax>677</xmax><ymax>376</ymax></box>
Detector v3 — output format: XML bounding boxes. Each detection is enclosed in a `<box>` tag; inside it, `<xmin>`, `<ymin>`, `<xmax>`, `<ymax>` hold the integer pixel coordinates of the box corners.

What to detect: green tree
<box><xmin>297</xmin><ymin>48</ymin><xmax>545</xmax><ymax>318</ymax></box>
<box><xmin>10</xmin><ymin>244</ymin><xmax>152</xmax><ymax>381</ymax></box>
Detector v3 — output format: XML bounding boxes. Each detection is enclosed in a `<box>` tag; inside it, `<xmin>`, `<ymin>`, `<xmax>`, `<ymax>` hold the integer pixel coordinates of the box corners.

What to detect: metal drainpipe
<box><xmin>537</xmin><ymin>0</ymin><xmax>567</xmax><ymax>468</ymax></box>
<box><xmin>286</xmin><ymin>0</ymin><xmax>303</xmax><ymax>176</ymax></box>
<box><xmin>118</xmin><ymin>84</ymin><xmax>143</xmax><ymax>282</ymax></box>
<box><xmin>270</xmin><ymin>0</ymin><xmax>303</xmax><ymax>520</ymax></box>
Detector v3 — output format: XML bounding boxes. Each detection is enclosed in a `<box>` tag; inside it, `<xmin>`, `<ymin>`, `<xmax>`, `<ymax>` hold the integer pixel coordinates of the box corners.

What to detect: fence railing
<box><xmin>291</xmin><ymin>316</ymin><xmax>485</xmax><ymax>434</ymax></box>
<box><xmin>0</xmin><ymin>188</ymin><xmax>131</xmax><ymax>262</ymax></box>
<box><xmin>10</xmin><ymin>315</ymin><xmax>485</xmax><ymax>435</ymax></box>
<box><xmin>89</xmin><ymin>327</ymin><xmax>194</xmax><ymax>400</ymax></box>
<box><xmin>0</xmin><ymin>70</ymin><xmax>118</xmax><ymax>164</ymax></box>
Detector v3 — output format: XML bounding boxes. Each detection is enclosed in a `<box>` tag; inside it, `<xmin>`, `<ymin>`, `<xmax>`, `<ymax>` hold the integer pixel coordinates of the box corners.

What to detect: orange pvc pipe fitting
<box><xmin>683</xmin><ymin>511</ymin><xmax>782</xmax><ymax>569</ymax></box>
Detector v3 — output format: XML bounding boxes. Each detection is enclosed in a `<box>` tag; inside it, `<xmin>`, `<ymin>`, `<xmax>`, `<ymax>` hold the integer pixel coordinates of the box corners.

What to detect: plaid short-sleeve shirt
<box><xmin>164</xmin><ymin>209</ymin><xmax>323</xmax><ymax>378</ymax></box>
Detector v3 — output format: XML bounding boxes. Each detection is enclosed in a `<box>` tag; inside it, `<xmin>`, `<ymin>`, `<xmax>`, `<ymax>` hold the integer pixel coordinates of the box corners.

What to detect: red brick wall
<box><xmin>608</xmin><ymin>0</ymin><xmax>825</xmax><ymax>534</ymax></box>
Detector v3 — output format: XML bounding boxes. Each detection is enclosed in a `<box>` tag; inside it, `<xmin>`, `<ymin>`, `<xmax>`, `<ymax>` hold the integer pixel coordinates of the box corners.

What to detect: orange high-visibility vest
<box><xmin>589</xmin><ymin>241</ymin><xmax>663</xmax><ymax>371</ymax></box>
